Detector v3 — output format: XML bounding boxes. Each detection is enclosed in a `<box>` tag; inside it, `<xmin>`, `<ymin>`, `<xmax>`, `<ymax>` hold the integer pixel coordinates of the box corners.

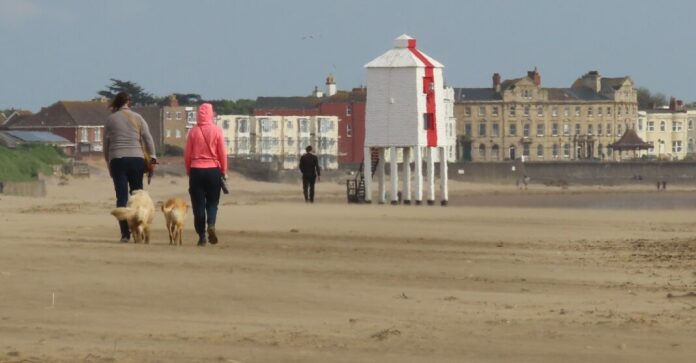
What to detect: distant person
<box><xmin>184</xmin><ymin>103</ymin><xmax>228</xmax><ymax>246</ymax></box>
<box><xmin>103</xmin><ymin>92</ymin><xmax>157</xmax><ymax>243</ymax></box>
<box><xmin>662</xmin><ymin>181</ymin><xmax>667</xmax><ymax>190</ymax></box>
<box><xmin>299</xmin><ymin>145</ymin><xmax>321</xmax><ymax>203</ymax></box>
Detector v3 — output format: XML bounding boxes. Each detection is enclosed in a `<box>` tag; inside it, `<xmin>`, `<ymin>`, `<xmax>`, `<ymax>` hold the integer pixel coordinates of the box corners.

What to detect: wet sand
<box><xmin>1</xmin><ymin>170</ymin><xmax>695</xmax><ymax>362</ymax></box>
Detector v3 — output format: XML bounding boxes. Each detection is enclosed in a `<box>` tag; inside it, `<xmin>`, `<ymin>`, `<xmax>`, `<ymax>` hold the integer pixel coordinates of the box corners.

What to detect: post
<box><xmin>439</xmin><ymin>147</ymin><xmax>448</xmax><ymax>206</ymax></box>
<box><xmin>414</xmin><ymin>146</ymin><xmax>423</xmax><ymax>205</ymax></box>
<box><xmin>378</xmin><ymin>147</ymin><xmax>386</xmax><ymax>204</ymax></box>
<box><xmin>363</xmin><ymin>146</ymin><xmax>372</xmax><ymax>203</ymax></box>
<box><xmin>403</xmin><ymin>147</ymin><xmax>411</xmax><ymax>204</ymax></box>
<box><xmin>427</xmin><ymin>147</ymin><xmax>435</xmax><ymax>205</ymax></box>
<box><xmin>390</xmin><ymin>146</ymin><xmax>398</xmax><ymax>205</ymax></box>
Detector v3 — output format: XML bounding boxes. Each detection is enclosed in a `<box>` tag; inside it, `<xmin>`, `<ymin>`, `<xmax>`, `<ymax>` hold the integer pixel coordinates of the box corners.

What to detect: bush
<box><xmin>160</xmin><ymin>144</ymin><xmax>184</xmax><ymax>157</ymax></box>
<box><xmin>0</xmin><ymin>145</ymin><xmax>65</xmax><ymax>181</ymax></box>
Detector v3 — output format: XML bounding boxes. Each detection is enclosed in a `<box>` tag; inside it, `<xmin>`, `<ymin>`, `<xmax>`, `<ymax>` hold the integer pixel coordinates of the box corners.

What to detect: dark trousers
<box><xmin>302</xmin><ymin>176</ymin><xmax>316</xmax><ymax>202</ymax></box>
<box><xmin>189</xmin><ymin>168</ymin><xmax>221</xmax><ymax>236</ymax></box>
<box><xmin>110</xmin><ymin>157</ymin><xmax>145</xmax><ymax>238</ymax></box>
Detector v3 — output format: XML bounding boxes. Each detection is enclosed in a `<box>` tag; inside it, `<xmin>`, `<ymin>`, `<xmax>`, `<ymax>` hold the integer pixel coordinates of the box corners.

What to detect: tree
<box><xmin>636</xmin><ymin>87</ymin><xmax>667</xmax><ymax>110</ymax></box>
<box><xmin>98</xmin><ymin>78</ymin><xmax>156</xmax><ymax>105</ymax></box>
<box><xmin>207</xmin><ymin>99</ymin><xmax>256</xmax><ymax>115</ymax></box>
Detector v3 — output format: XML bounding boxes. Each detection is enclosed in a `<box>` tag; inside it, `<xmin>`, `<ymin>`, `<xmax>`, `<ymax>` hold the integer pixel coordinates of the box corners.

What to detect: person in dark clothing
<box><xmin>299</xmin><ymin>145</ymin><xmax>321</xmax><ymax>203</ymax></box>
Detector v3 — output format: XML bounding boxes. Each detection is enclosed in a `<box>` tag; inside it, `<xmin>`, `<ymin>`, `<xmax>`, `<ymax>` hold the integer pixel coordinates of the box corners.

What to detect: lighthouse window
<box><xmin>423</xmin><ymin>113</ymin><xmax>434</xmax><ymax>130</ymax></box>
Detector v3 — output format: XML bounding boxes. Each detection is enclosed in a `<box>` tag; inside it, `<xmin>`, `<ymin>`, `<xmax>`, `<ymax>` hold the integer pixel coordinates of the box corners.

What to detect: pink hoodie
<box><xmin>184</xmin><ymin>103</ymin><xmax>228</xmax><ymax>175</ymax></box>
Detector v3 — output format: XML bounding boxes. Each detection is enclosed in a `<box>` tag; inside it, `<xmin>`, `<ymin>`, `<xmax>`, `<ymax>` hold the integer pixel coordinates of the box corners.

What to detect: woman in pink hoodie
<box><xmin>184</xmin><ymin>103</ymin><xmax>228</xmax><ymax>246</ymax></box>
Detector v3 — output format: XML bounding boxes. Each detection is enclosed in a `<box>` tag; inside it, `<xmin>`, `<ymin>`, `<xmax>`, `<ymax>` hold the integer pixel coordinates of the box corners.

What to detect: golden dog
<box><xmin>111</xmin><ymin>190</ymin><xmax>155</xmax><ymax>244</ymax></box>
<box><xmin>161</xmin><ymin>197</ymin><xmax>189</xmax><ymax>245</ymax></box>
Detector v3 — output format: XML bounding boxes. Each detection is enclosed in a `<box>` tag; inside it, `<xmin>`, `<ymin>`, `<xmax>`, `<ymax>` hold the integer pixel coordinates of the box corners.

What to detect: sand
<box><xmin>1</xmin><ymin>166</ymin><xmax>696</xmax><ymax>362</ymax></box>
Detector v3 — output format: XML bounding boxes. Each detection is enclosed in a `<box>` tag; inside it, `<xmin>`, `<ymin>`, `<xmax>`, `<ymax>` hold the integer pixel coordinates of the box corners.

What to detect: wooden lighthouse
<box><xmin>364</xmin><ymin>34</ymin><xmax>449</xmax><ymax>206</ymax></box>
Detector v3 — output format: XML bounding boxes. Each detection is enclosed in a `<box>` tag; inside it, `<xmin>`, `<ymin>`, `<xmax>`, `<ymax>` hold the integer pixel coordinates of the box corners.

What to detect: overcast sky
<box><xmin>2</xmin><ymin>0</ymin><xmax>695</xmax><ymax>111</ymax></box>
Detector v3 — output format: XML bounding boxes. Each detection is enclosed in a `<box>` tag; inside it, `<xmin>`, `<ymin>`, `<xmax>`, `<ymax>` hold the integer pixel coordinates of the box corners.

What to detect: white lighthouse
<box><xmin>364</xmin><ymin>34</ymin><xmax>449</xmax><ymax>206</ymax></box>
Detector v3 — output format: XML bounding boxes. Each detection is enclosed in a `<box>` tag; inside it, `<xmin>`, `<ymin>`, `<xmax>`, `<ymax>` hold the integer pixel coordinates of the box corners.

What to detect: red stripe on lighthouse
<box><xmin>407</xmin><ymin>41</ymin><xmax>438</xmax><ymax>147</ymax></box>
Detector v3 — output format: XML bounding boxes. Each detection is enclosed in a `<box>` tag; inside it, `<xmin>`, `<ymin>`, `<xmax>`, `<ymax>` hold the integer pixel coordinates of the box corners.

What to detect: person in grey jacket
<box><xmin>103</xmin><ymin>92</ymin><xmax>156</xmax><ymax>243</ymax></box>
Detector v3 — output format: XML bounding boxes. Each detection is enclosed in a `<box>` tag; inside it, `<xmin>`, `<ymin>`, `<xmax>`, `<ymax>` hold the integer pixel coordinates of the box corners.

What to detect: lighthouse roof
<box><xmin>365</xmin><ymin>34</ymin><xmax>443</xmax><ymax>69</ymax></box>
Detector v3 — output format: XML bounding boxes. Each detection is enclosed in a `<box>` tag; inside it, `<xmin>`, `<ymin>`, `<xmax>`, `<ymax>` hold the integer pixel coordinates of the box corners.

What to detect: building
<box><xmin>217</xmin><ymin>114</ymin><xmax>252</xmax><ymax>157</ymax></box>
<box><xmin>0</xmin><ymin>130</ymin><xmax>73</xmax><ymax>152</ymax></box>
<box><xmin>636</xmin><ymin>98</ymin><xmax>696</xmax><ymax>160</ymax></box>
<box><xmin>162</xmin><ymin>95</ymin><xmax>196</xmax><ymax>149</ymax></box>
<box><xmin>454</xmin><ymin>69</ymin><xmax>639</xmax><ymax>162</ymax></box>
<box><xmin>364</xmin><ymin>34</ymin><xmax>450</xmax><ymax>205</ymax></box>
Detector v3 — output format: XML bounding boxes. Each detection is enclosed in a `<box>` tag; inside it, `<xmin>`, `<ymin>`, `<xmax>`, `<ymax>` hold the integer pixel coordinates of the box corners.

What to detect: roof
<box><xmin>5</xmin><ymin>130</ymin><xmax>72</xmax><ymax>144</ymax></box>
<box><xmin>0</xmin><ymin>114</ymin><xmax>6</xmax><ymax>124</ymax></box>
<box><xmin>610</xmin><ymin>128</ymin><xmax>652</xmax><ymax>150</ymax></box>
<box><xmin>365</xmin><ymin>34</ymin><xmax>443</xmax><ymax>69</ymax></box>
<box><xmin>454</xmin><ymin>88</ymin><xmax>502</xmax><ymax>101</ymax></box>
<box><xmin>255</xmin><ymin>97</ymin><xmax>323</xmax><ymax>110</ymax></box>
<box><xmin>600</xmin><ymin>77</ymin><xmax>629</xmax><ymax>91</ymax></box>
<box><xmin>8</xmin><ymin>101</ymin><xmax>111</xmax><ymax>128</ymax></box>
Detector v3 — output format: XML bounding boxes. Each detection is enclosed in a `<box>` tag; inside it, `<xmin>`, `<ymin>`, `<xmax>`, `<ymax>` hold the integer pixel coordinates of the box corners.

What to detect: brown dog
<box><xmin>161</xmin><ymin>198</ymin><xmax>189</xmax><ymax>245</ymax></box>
<box><xmin>111</xmin><ymin>190</ymin><xmax>155</xmax><ymax>244</ymax></box>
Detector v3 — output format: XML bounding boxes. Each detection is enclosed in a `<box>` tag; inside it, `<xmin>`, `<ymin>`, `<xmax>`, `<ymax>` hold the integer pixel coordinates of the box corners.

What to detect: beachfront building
<box><xmin>635</xmin><ymin>99</ymin><xmax>696</xmax><ymax>160</ymax></box>
<box><xmin>163</xmin><ymin>96</ymin><xmax>194</xmax><ymax>149</ymax></box>
<box><xmin>364</xmin><ymin>34</ymin><xmax>450</xmax><ymax>205</ymax></box>
<box><xmin>454</xmin><ymin>70</ymin><xmax>639</xmax><ymax>162</ymax></box>
<box><xmin>217</xmin><ymin>115</ymin><xmax>252</xmax><ymax>157</ymax></box>
<box><xmin>252</xmin><ymin>116</ymin><xmax>283</xmax><ymax>163</ymax></box>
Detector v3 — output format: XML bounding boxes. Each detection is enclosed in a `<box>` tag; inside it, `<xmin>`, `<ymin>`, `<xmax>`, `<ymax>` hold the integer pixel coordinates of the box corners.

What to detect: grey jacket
<box><xmin>103</xmin><ymin>107</ymin><xmax>156</xmax><ymax>163</ymax></box>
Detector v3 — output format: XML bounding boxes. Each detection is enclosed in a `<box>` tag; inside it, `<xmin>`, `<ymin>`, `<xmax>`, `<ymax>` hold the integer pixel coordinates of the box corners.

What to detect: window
<box><xmin>80</xmin><ymin>128</ymin><xmax>88</xmax><ymax>142</ymax></box>
<box><xmin>638</xmin><ymin>119</ymin><xmax>643</xmax><ymax>131</ymax></box>
<box><xmin>672</xmin><ymin>140</ymin><xmax>683</xmax><ymax>153</ymax></box>
<box><xmin>286</xmin><ymin>120</ymin><xmax>293</xmax><ymax>129</ymax></box>
<box><xmin>552</xmin><ymin>107</ymin><xmax>558</xmax><ymax>117</ymax></box>
<box><xmin>478</xmin><ymin>122</ymin><xmax>486</xmax><ymax>137</ymax></box>
<box><xmin>537</xmin><ymin>106</ymin><xmax>543</xmax><ymax>117</ymax></box>
<box><xmin>575</xmin><ymin>123</ymin><xmax>581</xmax><ymax>135</ymax></box>
<box><xmin>598</xmin><ymin>107</ymin><xmax>603</xmax><ymax>117</ymax></box>
<box><xmin>524</xmin><ymin>105</ymin><xmax>530</xmax><ymax>117</ymax></box>
<box><xmin>563</xmin><ymin>123</ymin><xmax>570</xmax><ymax>136</ymax></box>
<box><xmin>607</xmin><ymin>124</ymin><xmax>612</xmax><ymax>136</ymax></box>
<box><xmin>175</xmin><ymin>129</ymin><xmax>182</xmax><ymax>138</ymax></box>
<box><xmin>607</xmin><ymin>107</ymin><xmax>612</xmax><ymax>115</ymax></box>
<box><xmin>478</xmin><ymin>106</ymin><xmax>485</xmax><ymax>116</ymax></box>
<box><xmin>617</xmin><ymin>124</ymin><xmax>623</xmax><ymax>136</ymax></box>
<box><xmin>492</xmin><ymin>123</ymin><xmax>500</xmax><ymax>137</ymax></box>
<box><xmin>552</xmin><ymin>144</ymin><xmax>559</xmax><ymax>159</ymax></box>
<box><xmin>319</xmin><ymin>118</ymin><xmax>334</xmax><ymax>133</ymax></box>
<box><xmin>260</xmin><ymin>118</ymin><xmax>272</xmax><ymax>132</ymax></box>
<box><xmin>536</xmin><ymin>123</ymin><xmax>544</xmax><ymax>136</ymax></box>
<box><xmin>94</xmin><ymin>128</ymin><xmax>101</xmax><ymax>142</ymax></box>
<box><xmin>465</xmin><ymin>106</ymin><xmax>472</xmax><ymax>117</ymax></box>
<box><xmin>237</xmin><ymin>118</ymin><xmax>249</xmax><ymax>133</ymax></box>
<box><xmin>689</xmin><ymin>119</ymin><xmax>694</xmax><ymax>130</ymax></box>
<box><xmin>165</xmin><ymin>112</ymin><xmax>171</xmax><ymax>119</ymax></box>
<box><xmin>509</xmin><ymin>123</ymin><xmax>517</xmax><ymax>136</ymax></box>
<box><xmin>588</xmin><ymin>107</ymin><xmax>593</xmax><ymax>117</ymax></box>
<box><xmin>660</xmin><ymin>121</ymin><xmax>666</xmax><ymax>132</ymax></box>
<box><xmin>647</xmin><ymin>121</ymin><xmax>654</xmax><ymax>132</ymax></box>
<box><xmin>523</xmin><ymin>144</ymin><xmax>530</xmax><ymax>157</ymax></box>
<box><xmin>689</xmin><ymin>139</ymin><xmax>694</xmax><ymax>153</ymax></box>
<box><xmin>491</xmin><ymin>144</ymin><xmax>500</xmax><ymax>160</ymax></box>
<box><xmin>299</xmin><ymin>118</ymin><xmax>309</xmax><ymax>133</ymax></box>
<box><xmin>464</xmin><ymin>123</ymin><xmax>472</xmax><ymax>136</ymax></box>
<box><xmin>346</xmin><ymin>105</ymin><xmax>352</xmax><ymax>116</ymax></box>
<box><xmin>176</xmin><ymin>112</ymin><xmax>182</xmax><ymax>120</ymax></box>
<box><xmin>618</xmin><ymin>107</ymin><xmax>622</xmax><ymax>116</ymax></box>
<box><xmin>523</xmin><ymin>123</ymin><xmax>530</xmax><ymax>137</ymax></box>
<box><xmin>564</xmin><ymin>107</ymin><xmax>570</xmax><ymax>117</ymax></box>
<box><xmin>165</xmin><ymin>129</ymin><xmax>171</xmax><ymax>138</ymax></box>
<box><xmin>492</xmin><ymin>106</ymin><xmax>499</xmax><ymax>116</ymax></box>
<box><xmin>509</xmin><ymin>105</ymin><xmax>516</xmax><ymax>117</ymax></box>
<box><xmin>552</xmin><ymin>123</ymin><xmax>559</xmax><ymax>136</ymax></box>
<box><xmin>673</xmin><ymin>121</ymin><xmax>683</xmax><ymax>132</ymax></box>
<box><xmin>346</xmin><ymin>124</ymin><xmax>353</xmax><ymax>137</ymax></box>
<box><xmin>563</xmin><ymin>144</ymin><xmax>570</xmax><ymax>158</ymax></box>
<box><xmin>478</xmin><ymin>144</ymin><xmax>486</xmax><ymax>158</ymax></box>
<box><xmin>537</xmin><ymin>144</ymin><xmax>544</xmax><ymax>158</ymax></box>
<box><xmin>575</xmin><ymin>107</ymin><xmax>581</xmax><ymax>117</ymax></box>
<box><xmin>587</xmin><ymin>124</ymin><xmax>593</xmax><ymax>135</ymax></box>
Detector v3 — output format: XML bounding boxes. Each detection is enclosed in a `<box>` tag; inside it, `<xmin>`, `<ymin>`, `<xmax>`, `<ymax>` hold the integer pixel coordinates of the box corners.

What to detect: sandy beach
<box><xmin>1</xmin><ymin>166</ymin><xmax>696</xmax><ymax>362</ymax></box>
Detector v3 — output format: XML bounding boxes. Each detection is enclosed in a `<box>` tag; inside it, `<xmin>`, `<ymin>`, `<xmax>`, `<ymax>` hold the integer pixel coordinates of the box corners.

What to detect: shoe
<box><xmin>207</xmin><ymin>226</ymin><xmax>218</xmax><ymax>245</ymax></box>
<box><xmin>120</xmin><ymin>237</ymin><xmax>129</xmax><ymax>243</ymax></box>
<box><xmin>197</xmin><ymin>234</ymin><xmax>207</xmax><ymax>246</ymax></box>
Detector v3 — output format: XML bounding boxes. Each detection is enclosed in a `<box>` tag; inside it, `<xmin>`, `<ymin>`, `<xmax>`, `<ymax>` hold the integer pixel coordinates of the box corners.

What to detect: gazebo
<box><xmin>609</xmin><ymin>128</ymin><xmax>653</xmax><ymax>159</ymax></box>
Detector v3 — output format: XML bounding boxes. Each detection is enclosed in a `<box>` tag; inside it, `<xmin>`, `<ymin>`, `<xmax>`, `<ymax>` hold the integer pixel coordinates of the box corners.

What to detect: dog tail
<box><xmin>161</xmin><ymin>204</ymin><xmax>173</xmax><ymax>213</ymax></box>
<box><xmin>111</xmin><ymin>207</ymin><xmax>135</xmax><ymax>221</ymax></box>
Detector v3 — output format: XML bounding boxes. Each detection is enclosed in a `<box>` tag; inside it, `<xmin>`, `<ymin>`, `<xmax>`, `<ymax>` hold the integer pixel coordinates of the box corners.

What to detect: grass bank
<box><xmin>0</xmin><ymin>145</ymin><xmax>65</xmax><ymax>182</ymax></box>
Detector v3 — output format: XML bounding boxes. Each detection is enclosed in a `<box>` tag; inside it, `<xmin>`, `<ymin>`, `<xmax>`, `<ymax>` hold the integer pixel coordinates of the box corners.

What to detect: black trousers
<box><xmin>189</xmin><ymin>168</ymin><xmax>221</xmax><ymax>236</ymax></box>
<box><xmin>110</xmin><ymin>157</ymin><xmax>145</xmax><ymax>239</ymax></box>
<box><xmin>302</xmin><ymin>176</ymin><xmax>316</xmax><ymax>202</ymax></box>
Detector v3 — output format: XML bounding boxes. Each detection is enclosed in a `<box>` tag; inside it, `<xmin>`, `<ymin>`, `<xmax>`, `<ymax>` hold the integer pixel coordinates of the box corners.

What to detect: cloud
<box><xmin>0</xmin><ymin>0</ymin><xmax>41</xmax><ymax>28</ymax></box>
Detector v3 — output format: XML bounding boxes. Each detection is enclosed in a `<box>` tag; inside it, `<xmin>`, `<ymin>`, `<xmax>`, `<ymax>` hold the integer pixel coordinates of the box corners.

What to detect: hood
<box><xmin>197</xmin><ymin>103</ymin><xmax>214</xmax><ymax>125</ymax></box>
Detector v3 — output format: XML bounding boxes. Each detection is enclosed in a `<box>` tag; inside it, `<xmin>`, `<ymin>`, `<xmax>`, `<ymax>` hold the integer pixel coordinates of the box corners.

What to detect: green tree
<box><xmin>98</xmin><ymin>78</ymin><xmax>156</xmax><ymax>105</ymax></box>
<box><xmin>636</xmin><ymin>87</ymin><xmax>667</xmax><ymax>110</ymax></box>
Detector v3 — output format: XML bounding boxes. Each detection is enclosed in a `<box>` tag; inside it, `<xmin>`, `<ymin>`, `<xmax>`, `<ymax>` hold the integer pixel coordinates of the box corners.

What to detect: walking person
<box><xmin>184</xmin><ymin>103</ymin><xmax>227</xmax><ymax>246</ymax></box>
<box><xmin>299</xmin><ymin>145</ymin><xmax>321</xmax><ymax>203</ymax></box>
<box><xmin>103</xmin><ymin>92</ymin><xmax>157</xmax><ymax>243</ymax></box>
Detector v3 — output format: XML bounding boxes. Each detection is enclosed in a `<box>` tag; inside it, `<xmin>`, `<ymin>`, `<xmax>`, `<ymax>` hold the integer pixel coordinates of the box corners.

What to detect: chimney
<box><xmin>527</xmin><ymin>67</ymin><xmax>541</xmax><ymax>86</ymax></box>
<box><xmin>677</xmin><ymin>100</ymin><xmax>684</xmax><ymax>110</ymax></box>
<box><xmin>669</xmin><ymin>97</ymin><xmax>677</xmax><ymax>111</ymax></box>
<box><xmin>326</xmin><ymin>74</ymin><xmax>337</xmax><ymax>96</ymax></box>
<box><xmin>168</xmin><ymin>95</ymin><xmax>179</xmax><ymax>107</ymax></box>
<box><xmin>492</xmin><ymin>73</ymin><xmax>501</xmax><ymax>92</ymax></box>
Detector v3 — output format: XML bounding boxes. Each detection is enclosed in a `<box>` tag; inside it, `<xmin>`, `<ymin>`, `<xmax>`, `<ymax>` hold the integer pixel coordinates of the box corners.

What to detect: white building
<box><xmin>218</xmin><ymin>115</ymin><xmax>251</xmax><ymax>157</ymax></box>
<box><xmin>636</xmin><ymin>105</ymin><xmax>696</xmax><ymax>160</ymax></box>
<box><xmin>364</xmin><ymin>34</ymin><xmax>449</xmax><ymax>205</ymax></box>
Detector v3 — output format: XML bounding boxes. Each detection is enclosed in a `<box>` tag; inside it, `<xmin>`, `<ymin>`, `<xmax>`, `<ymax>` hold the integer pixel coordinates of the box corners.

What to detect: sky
<box><xmin>2</xmin><ymin>0</ymin><xmax>696</xmax><ymax>111</ymax></box>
